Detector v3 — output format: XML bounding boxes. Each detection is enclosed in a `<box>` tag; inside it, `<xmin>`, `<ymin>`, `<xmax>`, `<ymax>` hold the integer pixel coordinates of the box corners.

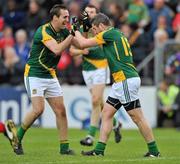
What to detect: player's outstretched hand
<box><xmin>70</xmin><ymin>16</ymin><xmax>80</xmax><ymax>36</ymax></box>
<box><xmin>81</xmin><ymin>11</ymin><xmax>92</xmax><ymax>32</ymax></box>
<box><xmin>72</xmin><ymin>16</ymin><xmax>80</xmax><ymax>31</ymax></box>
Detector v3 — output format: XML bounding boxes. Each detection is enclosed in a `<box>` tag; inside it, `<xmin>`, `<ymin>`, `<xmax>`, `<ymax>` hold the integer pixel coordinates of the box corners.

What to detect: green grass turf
<box><xmin>0</xmin><ymin>128</ymin><xmax>180</xmax><ymax>164</ymax></box>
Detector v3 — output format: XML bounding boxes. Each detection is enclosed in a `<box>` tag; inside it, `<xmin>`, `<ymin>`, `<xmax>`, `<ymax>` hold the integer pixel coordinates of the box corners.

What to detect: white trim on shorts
<box><xmin>82</xmin><ymin>67</ymin><xmax>110</xmax><ymax>89</ymax></box>
<box><xmin>108</xmin><ymin>77</ymin><xmax>141</xmax><ymax>104</ymax></box>
<box><xmin>24</xmin><ymin>77</ymin><xmax>63</xmax><ymax>98</ymax></box>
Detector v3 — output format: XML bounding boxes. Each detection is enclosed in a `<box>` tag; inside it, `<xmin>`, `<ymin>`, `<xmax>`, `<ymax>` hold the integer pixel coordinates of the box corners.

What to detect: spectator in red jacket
<box><xmin>0</xmin><ymin>26</ymin><xmax>15</xmax><ymax>49</ymax></box>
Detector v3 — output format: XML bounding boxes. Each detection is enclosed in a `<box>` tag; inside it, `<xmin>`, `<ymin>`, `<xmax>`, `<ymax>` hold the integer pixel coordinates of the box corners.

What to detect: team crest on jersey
<box><xmin>32</xmin><ymin>89</ymin><xmax>37</xmax><ymax>94</ymax></box>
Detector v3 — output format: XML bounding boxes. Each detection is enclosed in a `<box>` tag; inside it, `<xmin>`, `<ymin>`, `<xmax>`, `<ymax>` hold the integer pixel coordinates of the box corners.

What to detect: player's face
<box><xmin>58</xmin><ymin>9</ymin><xmax>70</xmax><ymax>29</ymax></box>
<box><xmin>91</xmin><ymin>24</ymin><xmax>99</xmax><ymax>35</ymax></box>
<box><xmin>85</xmin><ymin>7</ymin><xmax>97</xmax><ymax>19</ymax></box>
<box><xmin>91</xmin><ymin>24</ymin><xmax>104</xmax><ymax>34</ymax></box>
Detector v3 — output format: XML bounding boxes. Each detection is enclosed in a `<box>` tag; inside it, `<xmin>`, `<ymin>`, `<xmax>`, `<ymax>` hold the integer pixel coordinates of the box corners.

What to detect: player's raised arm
<box><xmin>42</xmin><ymin>7</ymin><xmax>75</xmax><ymax>56</ymax></box>
<box><xmin>44</xmin><ymin>35</ymin><xmax>73</xmax><ymax>56</ymax></box>
<box><xmin>74</xmin><ymin>31</ymin><xmax>98</xmax><ymax>49</ymax></box>
<box><xmin>69</xmin><ymin>45</ymin><xmax>89</xmax><ymax>56</ymax></box>
<box><xmin>73</xmin><ymin>12</ymin><xmax>109</xmax><ymax>49</ymax></box>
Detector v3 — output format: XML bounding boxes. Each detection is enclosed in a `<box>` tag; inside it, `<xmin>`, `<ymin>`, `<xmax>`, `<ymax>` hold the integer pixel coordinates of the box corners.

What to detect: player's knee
<box><xmin>33</xmin><ymin>108</ymin><xmax>44</xmax><ymax>117</ymax></box>
<box><xmin>92</xmin><ymin>95</ymin><xmax>101</xmax><ymax>107</ymax></box>
<box><xmin>128</xmin><ymin>111</ymin><xmax>143</xmax><ymax>125</ymax></box>
<box><xmin>102</xmin><ymin>108</ymin><xmax>113</xmax><ymax>120</ymax></box>
<box><xmin>129</xmin><ymin>113</ymin><xmax>139</xmax><ymax>124</ymax></box>
<box><xmin>55</xmin><ymin>106</ymin><xmax>67</xmax><ymax>118</ymax></box>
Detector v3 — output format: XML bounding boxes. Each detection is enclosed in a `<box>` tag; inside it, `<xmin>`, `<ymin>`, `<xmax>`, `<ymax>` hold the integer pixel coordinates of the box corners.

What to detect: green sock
<box><xmin>60</xmin><ymin>142</ymin><xmax>69</xmax><ymax>153</ymax></box>
<box><xmin>94</xmin><ymin>141</ymin><xmax>106</xmax><ymax>155</ymax></box>
<box><xmin>88</xmin><ymin>126</ymin><xmax>98</xmax><ymax>137</ymax></box>
<box><xmin>17</xmin><ymin>126</ymin><xmax>26</xmax><ymax>143</ymax></box>
<box><xmin>147</xmin><ymin>141</ymin><xmax>159</xmax><ymax>155</ymax></box>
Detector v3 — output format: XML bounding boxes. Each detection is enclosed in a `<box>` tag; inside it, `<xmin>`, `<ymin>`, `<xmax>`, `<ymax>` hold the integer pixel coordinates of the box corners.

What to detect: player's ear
<box><xmin>53</xmin><ymin>15</ymin><xmax>59</xmax><ymax>21</ymax></box>
<box><xmin>99</xmin><ymin>23</ymin><xmax>104</xmax><ymax>30</ymax></box>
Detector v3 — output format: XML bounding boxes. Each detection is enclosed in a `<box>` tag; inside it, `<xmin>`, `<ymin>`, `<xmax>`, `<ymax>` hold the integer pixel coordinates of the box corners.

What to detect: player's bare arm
<box><xmin>74</xmin><ymin>31</ymin><xmax>98</xmax><ymax>49</ymax></box>
<box><xmin>69</xmin><ymin>45</ymin><xmax>89</xmax><ymax>56</ymax></box>
<box><xmin>44</xmin><ymin>35</ymin><xmax>73</xmax><ymax>56</ymax></box>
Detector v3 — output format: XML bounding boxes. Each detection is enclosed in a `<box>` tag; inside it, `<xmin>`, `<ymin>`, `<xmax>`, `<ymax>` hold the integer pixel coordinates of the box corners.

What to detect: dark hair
<box><xmin>49</xmin><ymin>4</ymin><xmax>67</xmax><ymax>19</ymax></box>
<box><xmin>85</xmin><ymin>4</ymin><xmax>99</xmax><ymax>13</ymax></box>
<box><xmin>91</xmin><ymin>13</ymin><xmax>111</xmax><ymax>26</ymax></box>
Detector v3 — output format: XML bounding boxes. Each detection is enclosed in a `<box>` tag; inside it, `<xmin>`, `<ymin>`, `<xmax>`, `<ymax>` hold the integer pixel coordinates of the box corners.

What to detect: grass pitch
<box><xmin>0</xmin><ymin>128</ymin><xmax>180</xmax><ymax>164</ymax></box>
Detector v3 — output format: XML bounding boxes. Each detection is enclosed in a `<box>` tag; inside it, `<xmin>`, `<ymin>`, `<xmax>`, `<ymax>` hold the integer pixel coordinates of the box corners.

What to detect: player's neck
<box><xmin>50</xmin><ymin>21</ymin><xmax>60</xmax><ymax>33</ymax></box>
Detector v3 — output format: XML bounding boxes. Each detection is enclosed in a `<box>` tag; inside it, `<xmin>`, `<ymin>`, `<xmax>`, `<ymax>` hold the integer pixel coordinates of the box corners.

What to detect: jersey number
<box><xmin>121</xmin><ymin>37</ymin><xmax>132</xmax><ymax>56</ymax></box>
<box><xmin>114</xmin><ymin>37</ymin><xmax>132</xmax><ymax>61</ymax></box>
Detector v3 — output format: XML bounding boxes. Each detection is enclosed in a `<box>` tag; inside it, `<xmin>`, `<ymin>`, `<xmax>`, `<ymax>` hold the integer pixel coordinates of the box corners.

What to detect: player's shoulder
<box><xmin>33</xmin><ymin>23</ymin><xmax>53</xmax><ymax>42</ymax></box>
<box><xmin>102</xmin><ymin>27</ymin><xmax>121</xmax><ymax>41</ymax></box>
<box><xmin>61</xmin><ymin>28</ymin><xmax>70</xmax><ymax>35</ymax></box>
<box><xmin>104</xmin><ymin>27</ymin><xmax>120</xmax><ymax>35</ymax></box>
<box><xmin>34</xmin><ymin>23</ymin><xmax>50</xmax><ymax>36</ymax></box>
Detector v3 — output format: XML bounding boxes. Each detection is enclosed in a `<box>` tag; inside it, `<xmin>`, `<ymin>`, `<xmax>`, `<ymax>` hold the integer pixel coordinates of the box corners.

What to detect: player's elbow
<box><xmin>78</xmin><ymin>42</ymin><xmax>87</xmax><ymax>49</ymax></box>
<box><xmin>53</xmin><ymin>47</ymin><xmax>63</xmax><ymax>56</ymax></box>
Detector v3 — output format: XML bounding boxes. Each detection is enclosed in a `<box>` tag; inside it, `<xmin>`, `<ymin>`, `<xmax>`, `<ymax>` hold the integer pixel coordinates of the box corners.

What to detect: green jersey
<box><xmin>95</xmin><ymin>27</ymin><xmax>139</xmax><ymax>83</ymax></box>
<box><xmin>80</xmin><ymin>28</ymin><xmax>108</xmax><ymax>71</ymax></box>
<box><xmin>24</xmin><ymin>23</ymin><xmax>69</xmax><ymax>78</ymax></box>
<box><xmin>83</xmin><ymin>46</ymin><xmax>108</xmax><ymax>71</ymax></box>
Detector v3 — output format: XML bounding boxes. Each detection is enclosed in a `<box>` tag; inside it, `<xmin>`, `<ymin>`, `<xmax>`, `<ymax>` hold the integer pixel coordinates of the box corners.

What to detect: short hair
<box><xmin>49</xmin><ymin>4</ymin><xmax>67</xmax><ymax>19</ymax></box>
<box><xmin>91</xmin><ymin>13</ymin><xmax>111</xmax><ymax>26</ymax></box>
<box><xmin>85</xmin><ymin>4</ymin><xmax>99</xmax><ymax>13</ymax></box>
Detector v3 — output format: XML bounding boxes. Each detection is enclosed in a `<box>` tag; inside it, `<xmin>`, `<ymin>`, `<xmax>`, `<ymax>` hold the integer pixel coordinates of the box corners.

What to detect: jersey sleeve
<box><xmin>94</xmin><ymin>31</ymin><xmax>106</xmax><ymax>45</ymax></box>
<box><xmin>41</xmin><ymin>25</ymin><xmax>53</xmax><ymax>43</ymax></box>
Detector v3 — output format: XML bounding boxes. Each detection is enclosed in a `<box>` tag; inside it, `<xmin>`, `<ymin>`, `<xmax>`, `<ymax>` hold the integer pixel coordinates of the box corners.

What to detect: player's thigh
<box><xmin>47</xmin><ymin>96</ymin><xmax>65</xmax><ymax>113</ymax></box>
<box><xmin>24</xmin><ymin>77</ymin><xmax>46</xmax><ymax>97</ymax></box>
<box><xmin>102</xmin><ymin>102</ymin><xmax>117</xmax><ymax>119</ymax></box>
<box><xmin>91</xmin><ymin>84</ymin><xmax>105</xmax><ymax>101</ymax></box>
<box><xmin>82</xmin><ymin>68</ymin><xmax>109</xmax><ymax>89</ymax></box>
<box><xmin>31</xmin><ymin>96</ymin><xmax>45</xmax><ymax>112</ymax></box>
<box><xmin>45</xmin><ymin>78</ymin><xmax>63</xmax><ymax>98</ymax></box>
<box><xmin>93</xmin><ymin>68</ymin><xmax>110</xmax><ymax>85</ymax></box>
<box><xmin>24</xmin><ymin>77</ymin><xmax>45</xmax><ymax>112</ymax></box>
<box><xmin>127</xmin><ymin>107</ymin><xmax>144</xmax><ymax>121</ymax></box>
<box><xmin>109</xmin><ymin>77</ymin><xmax>141</xmax><ymax>104</ymax></box>
<box><xmin>82</xmin><ymin>70</ymin><xmax>93</xmax><ymax>89</ymax></box>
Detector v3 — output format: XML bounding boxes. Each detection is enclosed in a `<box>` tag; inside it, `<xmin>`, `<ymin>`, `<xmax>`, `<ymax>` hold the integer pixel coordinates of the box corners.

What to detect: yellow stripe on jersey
<box><xmin>94</xmin><ymin>31</ymin><xmax>106</xmax><ymax>45</ymax></box>
<box><xmin>84</xmin><ymin>57</ymin><xmax>108</xmax><ymax>68</ymax></box>
<box><xmin>124</xmin><ymin>38</ymin><xmax>132</xmax><ymax>56</ymax></box>
<box><xmin>24</xmin><ymin>64</ymin><xmax>30</xmax><ymax>77</ymax></box>
<box><xmin>112</xmin><ymin>71</ymin><xmax>126</xmax><ymax>83</ymax></box>
<box><xmin>113</xmin><ymin>41</ymin><xmax>120</xmax><ymax>61</ymax></box>
<box><xmin>121</xmin><ymin>37</ymin><xmax>129</xmax><ymax>56</ymax></box>
<box><xmin>41</xmin><ymin>24</ymin><xmax>53</xmax><ymax>43</ymax></box>
<box><xmin>126</xmin><ymin>63</ymin><xmax>136</xmax><ymax>70</ymax></box>
<box><xmin>39</xmin><ymin>48</ymin><xmax>56</xmax><ymax>78</ymax></box>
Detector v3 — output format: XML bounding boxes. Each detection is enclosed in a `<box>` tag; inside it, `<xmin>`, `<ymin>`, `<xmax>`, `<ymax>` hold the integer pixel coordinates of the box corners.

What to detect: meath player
<box><xmin>73</xmin><ymin>13</ymin><xmax>160</xmax><ymax>157</ymax></box>
<box><xmin>70</xmin><ymin>4</ymin><xmax>122</xmax><ymax>146</ymax></box>
<box><xmin>13</xmin><ymin>4</ymin><xmax>77</xmax><ymax>155</ymax></box>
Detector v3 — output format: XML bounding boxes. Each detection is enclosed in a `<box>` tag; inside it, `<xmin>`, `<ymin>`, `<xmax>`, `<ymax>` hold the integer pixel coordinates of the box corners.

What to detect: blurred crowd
<box><xmin>0</xmin><ymin>0</ymin><xmax>180</xmax><ymax>86</ymax></box>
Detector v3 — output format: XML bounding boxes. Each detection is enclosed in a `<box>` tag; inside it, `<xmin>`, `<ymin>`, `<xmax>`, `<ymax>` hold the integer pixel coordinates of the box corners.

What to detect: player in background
<box><xmin>13</xmin><ymin>4</ymin><xmax>78</xmax><ymax>155</ymax></box>
<box><xmin>0</xmin><ymin>120</ymin><xmax>19</xmax><ymax>152</ymax></box>
<box><xmin>72</xmin><ymin>13</ymin><xmax>160</xmax><ymax>157</ymax></box>
<box><xmin>70</xmin><ymin>4</ymin><xmax>122</xmax><ymax>146</ymax></box>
